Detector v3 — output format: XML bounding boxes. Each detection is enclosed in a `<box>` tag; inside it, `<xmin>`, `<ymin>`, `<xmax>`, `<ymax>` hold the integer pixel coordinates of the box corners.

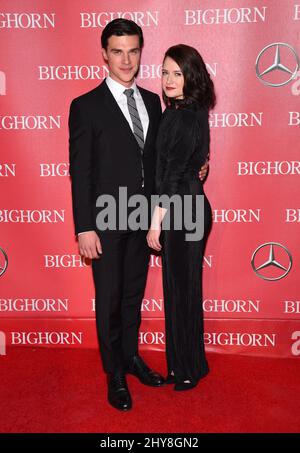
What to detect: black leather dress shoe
<box><xmin>126</xmin><ymin>355</ymin><xmax>165</xmax><ymax>387</ymax></box>
<box><xmin>107</xmin><ymin>373</ymin><xmax>132</xmax><ymax>411</ymax></box>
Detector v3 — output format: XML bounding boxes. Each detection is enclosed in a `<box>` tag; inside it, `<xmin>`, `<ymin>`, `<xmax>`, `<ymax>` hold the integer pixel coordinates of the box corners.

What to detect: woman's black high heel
<box><xmin>165</xmin><ymin>373</ymin><xmax>176</xmax><ymax>384</ymax></box>
<box><xmin>174</xmin><ymin>380</ymin><xmax>197</xmax><ymax>391</ymax></box>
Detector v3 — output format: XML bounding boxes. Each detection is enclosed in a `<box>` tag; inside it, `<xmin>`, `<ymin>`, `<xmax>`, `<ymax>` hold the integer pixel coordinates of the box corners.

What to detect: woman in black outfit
<box><xmin>147</xmin><ymin>44</ymin><xmax>216</xmax><ymax>391</ymax></box>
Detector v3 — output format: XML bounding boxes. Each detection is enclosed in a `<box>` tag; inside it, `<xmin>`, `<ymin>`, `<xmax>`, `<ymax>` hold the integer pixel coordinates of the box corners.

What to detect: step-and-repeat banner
<box><xmin>1</xmin><ymin>0</ymin><xmax>299</xmax><ymax>358</ymax></box>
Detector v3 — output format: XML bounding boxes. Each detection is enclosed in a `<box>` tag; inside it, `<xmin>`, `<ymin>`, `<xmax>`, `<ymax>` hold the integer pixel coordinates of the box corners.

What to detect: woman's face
<box><xmin>162</xmin><ymin>56</ymin><xmax>184</xmax><ymax>100</ymax></box>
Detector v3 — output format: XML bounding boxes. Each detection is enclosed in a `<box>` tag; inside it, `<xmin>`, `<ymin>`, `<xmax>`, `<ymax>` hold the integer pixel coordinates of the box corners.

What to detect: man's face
<box><xmin>102</xmin><ymin>34</ymin><xmax>141</xmax><ymax>87</ymax></box>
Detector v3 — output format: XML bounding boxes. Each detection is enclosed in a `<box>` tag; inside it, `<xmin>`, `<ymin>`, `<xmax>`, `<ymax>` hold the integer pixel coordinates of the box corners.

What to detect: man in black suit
<box><xmin>69</xmin><ymin>19</ymin><xmax>207</xmax><ymax>411</ymax></box>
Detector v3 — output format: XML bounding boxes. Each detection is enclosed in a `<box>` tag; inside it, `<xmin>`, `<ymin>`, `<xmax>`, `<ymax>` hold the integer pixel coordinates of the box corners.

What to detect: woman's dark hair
<box><xmin>162</xmin><ymin>44</ymin><xmax>216</xmax><ymax>110</ymax></box>
<box><xmin>101</xmin><ymin>18</ymin><xmax>144</xmax><ymax>50</ymax></box>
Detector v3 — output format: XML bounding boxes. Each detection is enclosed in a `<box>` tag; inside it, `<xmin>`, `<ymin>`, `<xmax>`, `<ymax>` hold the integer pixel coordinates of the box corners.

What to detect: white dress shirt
<box><xmin>78</xmin><ymin>76</ymin><xmax>149</xmax><ymax>236</ymax></box>
<box><xmin>105</xmin><ymin>75</ymin><xmax>149</xmax><ymax>138</ymax></box>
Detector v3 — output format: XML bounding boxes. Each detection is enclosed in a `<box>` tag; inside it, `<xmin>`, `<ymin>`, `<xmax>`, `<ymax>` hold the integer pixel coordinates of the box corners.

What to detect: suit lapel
<box><xmin>138</xmin><ymin>87</ymin><xmax>154</xmax><ymax>154</ymax></box>
<box><xmin>100</xmin><ymin>81</ymin><xmax>141</xmax><ymax>154</ymax></box>
<box><xmin>98</xmin><ymin>80</ymin><xmax>155</xmax><ymax>156</ymax></box>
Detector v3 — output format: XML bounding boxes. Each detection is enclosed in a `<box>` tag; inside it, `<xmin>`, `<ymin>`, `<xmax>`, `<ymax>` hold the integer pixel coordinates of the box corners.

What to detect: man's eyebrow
<box><xmin>110</xmin><ymin>47</ymin><xmax>140</xmax><ymax>51</ymax></box>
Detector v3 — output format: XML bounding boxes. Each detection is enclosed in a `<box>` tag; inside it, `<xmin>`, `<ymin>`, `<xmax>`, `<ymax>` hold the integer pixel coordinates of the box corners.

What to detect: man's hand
<box><xmin>78</xmin><ymin>231</ymin><xmax>102</xmax><ymax>259</ymax></box>
<box><xmin>199</xmin><ymin>160</ymin><xmax>209</xmax><ymax>181</ymax></box>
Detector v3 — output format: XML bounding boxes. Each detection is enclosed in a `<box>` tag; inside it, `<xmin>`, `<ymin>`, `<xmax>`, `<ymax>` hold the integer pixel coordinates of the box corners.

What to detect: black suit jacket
<box><xmin>69</xmin><ymin>80</ymin><xmax>162</xmax><ymax>235</ymax></box>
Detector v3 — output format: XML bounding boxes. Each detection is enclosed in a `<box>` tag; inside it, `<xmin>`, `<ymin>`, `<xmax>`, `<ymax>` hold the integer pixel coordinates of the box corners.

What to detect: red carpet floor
<box><xmin>0</xmin><ymin>347</ymin><xmax>299</xmax><ymax>433</ymax></box>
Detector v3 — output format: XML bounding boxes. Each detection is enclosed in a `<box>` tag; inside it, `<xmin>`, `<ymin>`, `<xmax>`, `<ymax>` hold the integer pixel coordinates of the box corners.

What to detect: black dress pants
<box><xmin>92</xmin><ymin>229</ymin><xmax>149</xmax><ymax>374</ymax></box>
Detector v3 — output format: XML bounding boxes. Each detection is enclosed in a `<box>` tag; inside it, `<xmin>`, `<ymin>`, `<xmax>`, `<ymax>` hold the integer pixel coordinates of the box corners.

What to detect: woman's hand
<box><xmin>147</xmin><ymin>226</ymin><xmax>162</xmax><ymax>251</ymax></box>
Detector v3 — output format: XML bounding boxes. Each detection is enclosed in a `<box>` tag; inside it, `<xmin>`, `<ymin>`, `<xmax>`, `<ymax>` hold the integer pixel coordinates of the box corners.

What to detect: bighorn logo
<box><xmin>255</xmin><ymin>43</ymin><xmax>300</xmax><ymax>87</ymax></box>
<box><xmin>0</xmin><ymin>247</ymin><xmax>8</xmax><ymax>276</ymax></box>
<box><xmin>251</xmin><ymin>242</ymin><xmax>292</xmax><ymax>281</ymax></box>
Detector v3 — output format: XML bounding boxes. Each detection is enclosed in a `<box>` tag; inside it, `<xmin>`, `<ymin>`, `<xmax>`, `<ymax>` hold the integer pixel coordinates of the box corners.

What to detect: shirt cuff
<box><xmin>77</xmin><ymin>230</ymin><xmax>93</xmax><ymax>236</ymax></box>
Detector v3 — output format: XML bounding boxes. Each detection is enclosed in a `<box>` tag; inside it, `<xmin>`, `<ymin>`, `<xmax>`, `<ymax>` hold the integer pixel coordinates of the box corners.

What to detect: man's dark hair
<box><xmin>101</xmin><ymin>18</ymin><xmax>144</xmax><ymax>50</ymax></box>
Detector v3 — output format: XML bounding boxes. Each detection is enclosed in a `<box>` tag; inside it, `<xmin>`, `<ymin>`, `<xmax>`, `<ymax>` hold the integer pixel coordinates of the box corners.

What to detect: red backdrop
<box><xmin>1</xmin><ymin>0</ymin><xmax>299</xmax><ymax>358</ymax></box>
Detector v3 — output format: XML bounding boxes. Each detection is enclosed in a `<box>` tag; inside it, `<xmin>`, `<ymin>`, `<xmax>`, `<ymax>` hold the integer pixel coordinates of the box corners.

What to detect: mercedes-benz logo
<box><xmin>0</xmin><ymin>247</ymin><xmax>8</xmax><ymax>277</ymax></box>
<box><xmin>251</xmin><ymin>242</ymin><xmax>292</xmax><ymax>281</ymax></box>
<box><xmin>255</xmin><ymin>43</ymin><xmax>300</xmax><ymax>87</ymax></box>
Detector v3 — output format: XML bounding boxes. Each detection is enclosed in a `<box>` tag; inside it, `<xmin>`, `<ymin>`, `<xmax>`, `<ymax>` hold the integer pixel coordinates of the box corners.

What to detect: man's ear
<box><xmin>102</xmin><ymin>48</ymin><xmax>108</xmax><ymax>62</ymax></box>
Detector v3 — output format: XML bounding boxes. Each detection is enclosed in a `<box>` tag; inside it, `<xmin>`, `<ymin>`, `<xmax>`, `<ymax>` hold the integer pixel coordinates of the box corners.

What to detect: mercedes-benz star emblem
<box><xmin>0</xmin><ymin>247</ymin><xmax>8</xmax><ymax>277</ymax></box>
<box><xmin>251</xmin><ymin>242</ymin><xmax>292</xmax><ymax>281</ymax></box>
<box><xmin>256</xmin><ymin>43</ymin><xmax>300</xmax><ymax>87</ymax></box>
